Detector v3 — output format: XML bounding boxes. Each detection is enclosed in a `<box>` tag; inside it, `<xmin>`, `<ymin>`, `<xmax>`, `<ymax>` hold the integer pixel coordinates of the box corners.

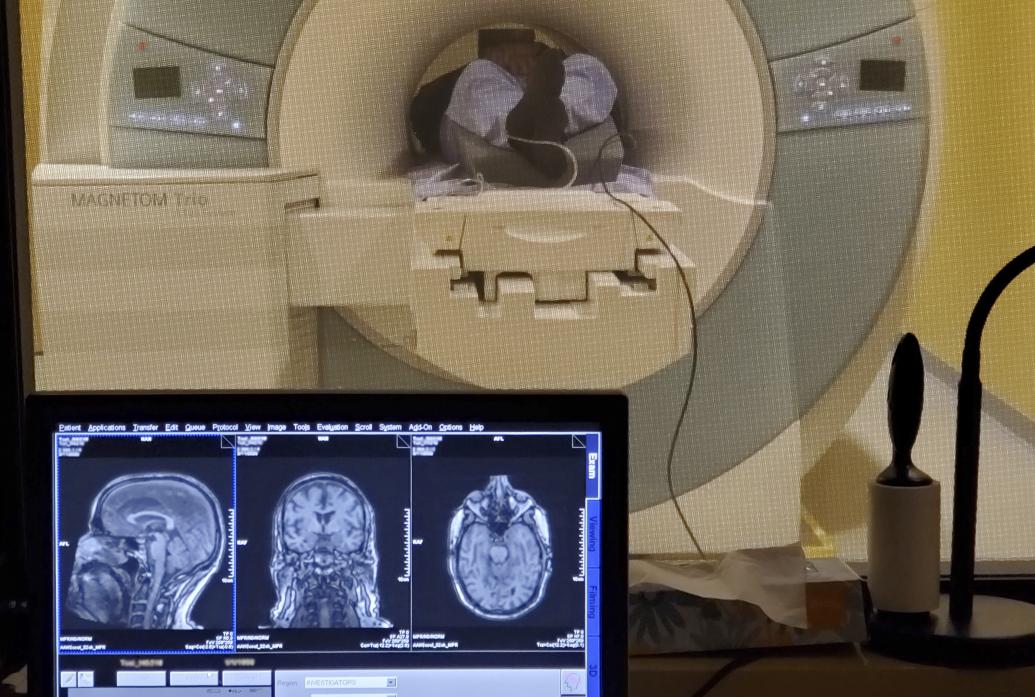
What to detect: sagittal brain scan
<box><xmin>270</xmin><ymin>473</ymin><xmax>391</xmax><ymax>629</ymax></box>
<box><xmin>448</xmin><ymin>475</ymin><xmax>553</xmax><ymax>620</ymax></box>
<box><xmin>67</xmin><ymin>473</ymin><xmax>225</xmax><ymax>630</ymax></box>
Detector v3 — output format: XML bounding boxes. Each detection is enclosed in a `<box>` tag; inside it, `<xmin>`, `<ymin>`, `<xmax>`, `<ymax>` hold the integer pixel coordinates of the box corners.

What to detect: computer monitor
<box><xmin>27</xmin><ymin>393</ymin><xmax>628</xmax><ymax>697</ymax></box>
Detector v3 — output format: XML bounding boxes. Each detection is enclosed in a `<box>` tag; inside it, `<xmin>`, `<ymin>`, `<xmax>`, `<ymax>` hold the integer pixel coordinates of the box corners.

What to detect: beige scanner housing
<box><xmin>29</xmin><ymin>0</ymin><xmax>938</xmax><ymax>555</ymax></box>
<box><xmin>32</xmin><ymin>166</ymin><xmax>320</xmax><ymax>389</ymax></box>
<box><xmin>29</xmin><ymin>0</ymin><xmax>777</xmax><ymax>392</ymax></box>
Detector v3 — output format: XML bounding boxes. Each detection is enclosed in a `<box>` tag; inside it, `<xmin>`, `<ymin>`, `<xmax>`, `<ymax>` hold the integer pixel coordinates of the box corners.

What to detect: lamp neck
<box><xmin>950</xmin><ymin>245</ymin><xmax>1035</xmax><ymax>623</ymax></box>
<box><xmin>961</xmin><ymin>246</ymin><xmax>1035</xmax><ymax>380</ymax></box>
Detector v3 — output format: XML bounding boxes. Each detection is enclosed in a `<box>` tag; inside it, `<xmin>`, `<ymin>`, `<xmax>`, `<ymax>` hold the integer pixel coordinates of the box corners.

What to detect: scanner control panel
<box><xmin>110</xmin><ymin>26</ymin><xmax>271</xmax><ymax>140</ymax></box>
<box><xmin>772</xmin><ymin>20</ymin><xmax>927</xmax><ymax>132</ymax></box>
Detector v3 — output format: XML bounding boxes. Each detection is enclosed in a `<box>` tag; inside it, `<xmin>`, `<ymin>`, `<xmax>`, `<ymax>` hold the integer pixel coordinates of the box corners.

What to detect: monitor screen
<box><xmin>132</xmin><ymin>66</ymin><xmax>182</xmax><ymax>99</ymax></box>
<box><xmin>30</xmin><ymin>394</ymin><xmax>626</xmax><ymax>697</ymax></box>
<box><xmin>859</xmin><ymin>59</ymin><xmax>907</xmax><ymax>92</ymax></box>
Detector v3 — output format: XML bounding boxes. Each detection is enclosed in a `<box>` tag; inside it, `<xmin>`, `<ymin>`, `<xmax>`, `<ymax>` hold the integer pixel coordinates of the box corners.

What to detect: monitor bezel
<box><xmin>26</xmin><ymin>391</ymin><xmax>629</xmax><ymax>697</ymax></box>
<box><xmin>2</xmin><ymin>0</ymin><xmax>37</xmax><ymax>622</ymax></box>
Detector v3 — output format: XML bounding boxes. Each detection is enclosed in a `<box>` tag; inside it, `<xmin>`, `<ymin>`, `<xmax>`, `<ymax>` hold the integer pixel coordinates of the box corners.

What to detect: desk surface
<box><xmin>630</xmin><ymin>646</ymin><xmax>1035</xmax><ymax>697</ymax></box>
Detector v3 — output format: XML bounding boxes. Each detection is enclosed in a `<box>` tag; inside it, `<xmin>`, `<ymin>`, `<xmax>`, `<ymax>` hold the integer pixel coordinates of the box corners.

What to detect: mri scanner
<box><xmin>29</xmin><ymin>0</ymin><xmax>937</xmax><ymax>554</ymax></box>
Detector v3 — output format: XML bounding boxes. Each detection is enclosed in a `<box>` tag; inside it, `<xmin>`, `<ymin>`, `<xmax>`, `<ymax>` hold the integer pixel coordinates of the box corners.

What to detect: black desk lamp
<box><xmin>870</xmin><ymin>245</ymin><xmax>1035</xmax><ymax>667</ymax></box>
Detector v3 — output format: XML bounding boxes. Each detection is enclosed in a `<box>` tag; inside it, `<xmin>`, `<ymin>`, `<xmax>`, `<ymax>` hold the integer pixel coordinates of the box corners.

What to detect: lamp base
<box><xmin>868</xmin><ymin>594</ymin><xmax>1035</xmax><ymax>667</ymax></box>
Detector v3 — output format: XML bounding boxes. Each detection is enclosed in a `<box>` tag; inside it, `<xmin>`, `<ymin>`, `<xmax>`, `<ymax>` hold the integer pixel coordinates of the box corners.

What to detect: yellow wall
<box><xmin>19</xmin><ymin>0</ymin><xmax>42</xmax><ymax>351</ymax></box>
<box><xmin>909</xmin><ymin>1</ymin><xmax>1035</xmax><ymax>420</ymax></box>
<box><xmin>15</xmin><ymin>0</ymin><xmax>1035</xmax><ymax>418</ymax></box>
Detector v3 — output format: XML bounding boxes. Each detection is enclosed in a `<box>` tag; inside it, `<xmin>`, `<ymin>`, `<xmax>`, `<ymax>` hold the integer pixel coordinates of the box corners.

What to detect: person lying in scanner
<box><xmin>410</xmin><ymin>28</ymin><xmax>649</xmax><ymax>193</ymax></box>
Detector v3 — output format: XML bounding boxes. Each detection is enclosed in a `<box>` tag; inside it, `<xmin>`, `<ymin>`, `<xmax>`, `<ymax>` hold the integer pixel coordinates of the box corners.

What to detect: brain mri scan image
<box><xmin>66</xmin><ymin>473</ymin><xmax>225</xmax><ymax>630</ymax></box>
<box><xmin>448</xmin><ymin>475</ymin><xmax>553</xmax><ymax>620</ymax></box>
<box><xmin>270</xmin><ymin>473</ymin><xmax>390</xmax><ymax>628</ymax></box>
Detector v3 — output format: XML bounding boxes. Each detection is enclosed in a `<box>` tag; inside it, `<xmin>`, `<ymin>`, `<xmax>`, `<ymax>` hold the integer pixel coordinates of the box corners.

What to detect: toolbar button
<box><xmin>170</xmin><ymin>671</ymin><xmax>219</xmax><ymax>686</ymax></box>
<box><xmin>116</xmin><ymin>671</ymin><xmax>166</xmax><ymax>687</ymax></box>
<box><xmin>561</xmin><ymin>669</ymin><xmax>587</xmax><ymax>695</ymax></box>
<box><xmin>223</xmin><ymin>670</ymin><xmax>272</xmax><ymax>686</ymax></box>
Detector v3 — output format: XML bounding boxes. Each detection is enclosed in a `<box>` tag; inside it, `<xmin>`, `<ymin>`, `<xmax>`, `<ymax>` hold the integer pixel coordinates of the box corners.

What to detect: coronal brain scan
<box><xmin>448</xmin><ymin>475</ymin><xmax>553</xmax><ymax>621</ymax></box>
<box><xmin>66</xmin><ymin>473</ymin><xmax>225</xmax><ymax>630</ymax></box>
<box><xmin>270</xmin><ymin>473</ymin><xmax>390</xmax><ymax>629</ymax></box>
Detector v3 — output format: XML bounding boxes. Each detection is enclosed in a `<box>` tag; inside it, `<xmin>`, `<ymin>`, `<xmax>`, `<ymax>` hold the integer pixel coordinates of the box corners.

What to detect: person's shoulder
<box><xmin>453</xmin><ymin>58</ymin><xmax>515</xmax><ymax>90</ymax></box>
<box><xmin>563</xmin><ymin>53</ymin><xmax>614</xmax><ymax>80</ymax></box>
<box><xmin>463</xmin><ymin>58</ymin><xmax>507</xmax><ymax>75</ymax></box>
<box><xmin>563</xmin><ymin>52</ymin><xmax>602</xmax><ymax>65</ymax></box>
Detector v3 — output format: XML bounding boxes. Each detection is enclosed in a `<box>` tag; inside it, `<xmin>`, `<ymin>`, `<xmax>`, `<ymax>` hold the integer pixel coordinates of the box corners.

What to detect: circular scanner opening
<box><xmin>409</xmin><ymin>24</ymin><xmax>622</xmax><ymax>159</ymax></box>
<box><xmin>279</xmin><ymin>2</ymin><xmax>771</xmax><ymax>215</ymax></box>
<box><xmin>416</xmin><ymin>24</ymin><xmax>587</xmax><ymax>90</ymax></box>
<box><xmin>276</xmin><ymin>1</ymin><xmax>774</xmax><ymax>388</ymax></box>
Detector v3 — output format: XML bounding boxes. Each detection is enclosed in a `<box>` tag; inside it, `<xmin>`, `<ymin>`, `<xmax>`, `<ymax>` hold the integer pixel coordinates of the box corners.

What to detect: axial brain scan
<box><xmin>66</xmin><ymin>473</ymin><xmax>225</xmax><ymax>630</ymax></box>
<box><xmin>270</xmin><ymin>473</ymin><xmax>390</xmax><ymax>629</ymax></box>
<box><xmin>448</xmin><ymin>475</ymin><xmax>552</xmax><ymax>620</ymax></box>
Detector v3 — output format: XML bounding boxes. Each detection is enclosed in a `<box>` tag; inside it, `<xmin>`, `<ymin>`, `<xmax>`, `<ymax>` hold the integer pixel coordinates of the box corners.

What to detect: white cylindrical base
<box><xmin>868</xmin><ymin>480</ymin><xmax>941</xmax><ymax>613</ymax></box>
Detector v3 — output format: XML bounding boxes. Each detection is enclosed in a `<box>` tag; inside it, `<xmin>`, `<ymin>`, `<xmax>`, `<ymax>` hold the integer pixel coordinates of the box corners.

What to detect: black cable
<box><xmin>592</xmin><ymin>134</ymin><xmax>706</xmax><ymax>560</ymax></box>
<box><xmin>688</xmin><ymin>654</ymin><xmax>761</xmax><ymax>697</ymax></box>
